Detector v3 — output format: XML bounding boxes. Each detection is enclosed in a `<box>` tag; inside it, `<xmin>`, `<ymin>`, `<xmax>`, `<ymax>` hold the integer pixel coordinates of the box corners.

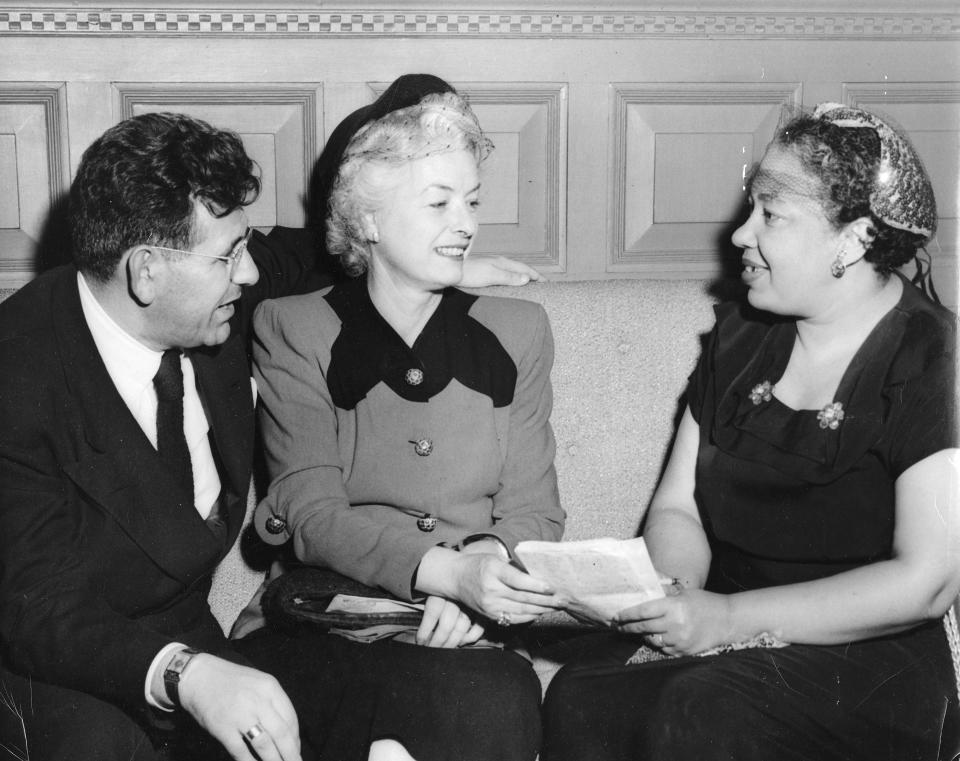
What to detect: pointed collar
<box><xmin>323</xmin><ymin>276</ymin><xmax>517</xmax><ymax>410</ymax></box>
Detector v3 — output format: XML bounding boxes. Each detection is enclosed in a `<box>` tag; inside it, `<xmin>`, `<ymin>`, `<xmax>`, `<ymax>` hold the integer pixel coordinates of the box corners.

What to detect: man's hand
<box><xmin>178</xmin><ymin>654</ymin><xmax>302</xmax><ymax>761</ymax></box>
<box><xmin>460</xmin><ymin>255</ymin><xmax>543</xmax><ymax>287</ymax></box>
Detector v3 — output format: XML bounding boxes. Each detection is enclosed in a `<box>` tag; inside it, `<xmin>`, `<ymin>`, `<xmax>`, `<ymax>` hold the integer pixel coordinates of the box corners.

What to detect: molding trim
<box><xmin>0</xmin><ymin>82</ymin><xmax>69</xmax><ymax>202</ymax></box>
<box><xmin>1</xmin><ymin>7</ymin><xmax>957</xmax><ymax>39</ymax></box>
<box><xmin>842</xmin><ymin>81</ymin><xmax>960</xmax><ymax>105</ymax></box>
<box><xmin>0</xmin><ymin>83</ymin><xmax>69</xmax><ymax>284</ymax></box>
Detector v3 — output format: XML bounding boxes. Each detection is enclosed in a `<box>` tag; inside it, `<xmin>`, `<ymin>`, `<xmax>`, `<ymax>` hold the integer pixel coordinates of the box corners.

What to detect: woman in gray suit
<box><xmin>250</xmin><ymin>84</ymin><xmax>565</xmax><ymax>761</ymax></box>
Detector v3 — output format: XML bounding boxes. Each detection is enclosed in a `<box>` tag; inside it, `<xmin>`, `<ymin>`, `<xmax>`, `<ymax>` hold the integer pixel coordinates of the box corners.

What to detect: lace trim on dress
<box><xmin>944</xmin><ymin>606</ymin><xmax>960</xmax><ymax>703</ymax></box>
<box><xmin>625</xmin><ymin>632</ymin><xmax>789</xmax><ymax>665</ymax></box>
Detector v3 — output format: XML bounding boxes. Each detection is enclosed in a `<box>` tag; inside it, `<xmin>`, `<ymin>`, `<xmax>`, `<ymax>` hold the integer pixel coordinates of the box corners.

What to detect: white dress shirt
<box><xmin>77</xmin><ymin>272</ymin><xmax>221</xmax><ymax>516</ymax></box>
<box><xmin>77</xmin><ymin>272</ymin><xmax>222</xmax><ymax>710</ymax></box>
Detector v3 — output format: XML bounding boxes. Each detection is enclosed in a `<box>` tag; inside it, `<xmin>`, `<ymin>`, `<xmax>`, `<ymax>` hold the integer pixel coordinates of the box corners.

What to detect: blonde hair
<box><xmin>326</xmin><ymin>92</ymin><xmax>492</xmax><ymax>276</ymax></box>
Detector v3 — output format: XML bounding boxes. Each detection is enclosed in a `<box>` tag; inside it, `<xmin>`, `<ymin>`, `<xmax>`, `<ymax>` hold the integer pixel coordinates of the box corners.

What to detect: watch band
<box><xmin>163</xmin><ymin>647</ymin><xmax>201</xmax><ymax>708</ymax></box>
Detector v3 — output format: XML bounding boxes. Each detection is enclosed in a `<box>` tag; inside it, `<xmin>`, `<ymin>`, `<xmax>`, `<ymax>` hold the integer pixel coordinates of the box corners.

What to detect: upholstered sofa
<box><xmin>204</xmin><ymin>277</ymin><xmax>960</xmax><ymax>705</ymax></box>
<box><xmin>209</xmin><ymin>278</ymin><xmax>719</xmax><ymax>631</ymax></box>
<box><xmin>0</xmin><ymin>276</ymin><xmax>715</xmax><ymax>638</ymax></box>
<box><xmin>3</xmin><ymin>276</ymin><xmax>956</xmax><ymax>701</ymax></box>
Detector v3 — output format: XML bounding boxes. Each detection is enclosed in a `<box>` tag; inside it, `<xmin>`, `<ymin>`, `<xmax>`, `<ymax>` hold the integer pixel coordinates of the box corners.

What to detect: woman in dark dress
<box><xmin>541</xmin><ymin>104</ymin><xmax>960</xmax><ymax>761</ymax></box>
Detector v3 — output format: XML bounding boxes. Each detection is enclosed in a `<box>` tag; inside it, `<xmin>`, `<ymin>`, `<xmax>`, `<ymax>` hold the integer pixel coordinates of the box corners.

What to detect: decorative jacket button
<box><xmin>417</xmin><ymin>516</ymin><xmax>438</xmax><ymax>532</ymax></box>
<box><xmin>413</xmin><ymin>438</ymin><xmax>433</xmax><ymax>457</ymax></box>
<box><xmin>405</xmin><ymin>368</ymin><xmax>424</xmax><ymax>386</ymax></box>
<box><xmin>264</xmin><ymin>515</ymin><xmax>287</xmax><ymax>535</ymax></box>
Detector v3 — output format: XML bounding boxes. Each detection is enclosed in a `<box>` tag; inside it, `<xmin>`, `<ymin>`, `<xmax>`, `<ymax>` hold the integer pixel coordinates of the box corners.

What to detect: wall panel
<box><xmin>843</xmin><ymin>82</ymin><xmax>960</xmax><ymax>308</ymax></box>
<box><xmin>456</xmin><ymin>84</ymin><xmax>566</xmax><ymax>271</ymax></box>
<box><xmin>0</xmin><ymin>82</ymin><xmax>68</xmax><ymax>286</ymax></box>
<box><xmin>0</xmin><ymin>1</ymin><xmax>957</xmax><ymax>305</ymax></box>
<box><xmin>117</xmin><ymin>83</ymin><xmax>323</xmax><ymax>228</ymax></box>
<box><xmin>370</xmin><ymin>80</ymin><xmax>567</xmax><ymax>269</ymax></box>
<box><xmin>610</xmin><ymin>83</ymin><xmax>800</xmax><ymax>276</ymax></box>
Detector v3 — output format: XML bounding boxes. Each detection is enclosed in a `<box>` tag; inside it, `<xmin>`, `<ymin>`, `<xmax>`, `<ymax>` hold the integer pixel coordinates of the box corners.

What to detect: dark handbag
<box><xmin>260</xmin><ymin>566</ymin><xmax>424</xmax><ymax>632</ymax></box>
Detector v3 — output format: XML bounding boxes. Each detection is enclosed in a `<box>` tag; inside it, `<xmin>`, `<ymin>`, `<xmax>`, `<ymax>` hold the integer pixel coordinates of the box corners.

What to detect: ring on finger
<box><xmin>244</xmin><ymin>723</ymin><xmax>266</xmax><ymax>742</ymax></box>
<box><xmin>649</xmin><ymin>633</ymin><xmax>664</xmax><ymax>649</ymax></box>
<box><xmin>496</xmin><ymin>611</ymin><xmax>512</xmax><ymax>627</ymax></box>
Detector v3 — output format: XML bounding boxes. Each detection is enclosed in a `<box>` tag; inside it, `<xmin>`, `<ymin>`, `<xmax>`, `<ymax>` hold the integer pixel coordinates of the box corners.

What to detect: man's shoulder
<box><xmin>0</xmin><ymin>269</ymin><xmax>76</xmax><ymax>413</ymax></box>
<box><xmin>0</xmin><ymin>266</ymin><xmax>72</xmax><ymax>345</ymax></box>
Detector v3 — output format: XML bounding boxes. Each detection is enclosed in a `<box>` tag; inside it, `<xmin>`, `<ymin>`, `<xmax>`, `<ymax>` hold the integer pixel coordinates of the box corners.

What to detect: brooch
<box><xmin>817</xmin><ymin>401</ymin><xmax>845</xmax><ymax>430</ymax></box>
<box><xmin>749</xmin><ymin>380</ymin><xmax>774</xmax><ymax>405</ymax></box>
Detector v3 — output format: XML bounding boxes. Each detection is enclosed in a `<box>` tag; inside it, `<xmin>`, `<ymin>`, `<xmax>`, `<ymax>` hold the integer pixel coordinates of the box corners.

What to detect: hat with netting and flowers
<box><xmin>813</xmin><ymin>103</ymin><xmax>937</xmax><ymax>239</ymax></box>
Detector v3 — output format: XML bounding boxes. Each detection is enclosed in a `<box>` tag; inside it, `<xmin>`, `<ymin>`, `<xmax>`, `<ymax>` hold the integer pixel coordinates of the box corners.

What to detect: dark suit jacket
<box><xmin>0</xmin><ymin>227</ymin><xmax>327</xmax><ymax>710</ymax></box>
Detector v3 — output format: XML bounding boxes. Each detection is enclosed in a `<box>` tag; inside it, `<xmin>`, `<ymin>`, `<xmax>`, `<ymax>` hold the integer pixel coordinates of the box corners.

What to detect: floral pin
<box><xmin>749</xmin><ymin>380</ymin><xmax>774</xmax><ymax>405</ymax></box>
<box><xmin>817</xmin><ymin>402</ymin><xmax>845</xmax><ymax>430</ymax></box>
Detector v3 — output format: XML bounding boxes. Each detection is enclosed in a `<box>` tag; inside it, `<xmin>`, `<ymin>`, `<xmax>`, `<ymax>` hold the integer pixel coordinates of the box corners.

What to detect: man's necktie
<box><xmin>153</xmin><ymin>349</ymin><xmax>195</xmax><ymax>500</ymax></box>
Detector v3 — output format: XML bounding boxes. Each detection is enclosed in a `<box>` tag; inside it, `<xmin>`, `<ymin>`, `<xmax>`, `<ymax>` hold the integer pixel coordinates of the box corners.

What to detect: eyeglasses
<box><xmin>153</xmin><ymin>227</ymin><xmax>253</xmax><ymax>278</ymax></box>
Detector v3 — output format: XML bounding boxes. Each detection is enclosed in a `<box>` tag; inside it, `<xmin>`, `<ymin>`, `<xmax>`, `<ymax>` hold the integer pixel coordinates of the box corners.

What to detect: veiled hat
<box><xmin>813</xmin><ymin>103</ymin><xmax>937</xmax><ymax>239</ymax></box>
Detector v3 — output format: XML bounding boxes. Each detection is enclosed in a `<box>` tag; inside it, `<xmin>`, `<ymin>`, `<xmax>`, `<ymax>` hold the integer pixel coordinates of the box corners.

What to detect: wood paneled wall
<box><xmin>1</xmin><ymin>1</ymin><xmax>958</xmax><ymax>307</ymax></box>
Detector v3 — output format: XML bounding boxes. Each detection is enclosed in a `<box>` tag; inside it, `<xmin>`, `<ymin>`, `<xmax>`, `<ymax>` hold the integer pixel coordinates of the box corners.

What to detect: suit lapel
<box><xmin>53</xmin><ymin>271</ymin><xmax>227</xmax><ymax>585</ymax></box>
<box><xmin>189</xmin><ymin>337</ymin><xmax>255</xmax><ymax>551</ymax></box>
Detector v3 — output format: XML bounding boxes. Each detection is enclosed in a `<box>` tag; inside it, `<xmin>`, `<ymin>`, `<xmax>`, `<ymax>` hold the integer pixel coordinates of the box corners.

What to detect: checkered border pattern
<box><xmin>0</xmin><ymin>10</ymin><xmax>957</xmax><ymax>37</ymax></box>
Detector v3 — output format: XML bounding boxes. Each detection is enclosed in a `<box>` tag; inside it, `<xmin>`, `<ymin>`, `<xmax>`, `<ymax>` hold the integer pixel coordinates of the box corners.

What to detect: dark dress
<box><xmin>542</xmin><ymin>277</ymin><xmax>959</xmax><ymax>761</ymax></box>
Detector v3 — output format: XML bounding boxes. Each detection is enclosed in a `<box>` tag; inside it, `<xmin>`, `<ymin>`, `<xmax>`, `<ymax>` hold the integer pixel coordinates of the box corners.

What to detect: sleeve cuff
<box><xmin>457</xmin><ymin>533</ymin><xmax>511</xmax><ymax>561</ymax></box>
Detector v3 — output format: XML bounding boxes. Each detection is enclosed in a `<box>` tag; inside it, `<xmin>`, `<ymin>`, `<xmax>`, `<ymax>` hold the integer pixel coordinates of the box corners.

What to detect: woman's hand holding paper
<box><xmin>614</xmin><ymin>588</ymin><xmax>734</xmax><ymax>656</ymax></box>
<box><xmin>417</xmin><ymin>546</ymin><xmax>558</xmax><ymax>625</ymax></box>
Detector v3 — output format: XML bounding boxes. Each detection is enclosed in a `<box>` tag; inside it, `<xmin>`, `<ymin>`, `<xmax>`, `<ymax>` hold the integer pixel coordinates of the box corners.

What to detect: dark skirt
<box><xmin>540</xmin><ymin>622</ymin><xmax>959</xmax><ymax>761</ymax></box>
<box><xmin>239</xmin><ymin>627</ymin><xmax>542</xmax><ymax>761</ymax></box>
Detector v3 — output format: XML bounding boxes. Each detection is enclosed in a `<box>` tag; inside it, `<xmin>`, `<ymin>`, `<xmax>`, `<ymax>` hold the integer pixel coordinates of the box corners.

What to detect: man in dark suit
<box><xmin>0</xmin><ymin>111</ymin><xmax>536</xmax><ymax>761</ymax></box>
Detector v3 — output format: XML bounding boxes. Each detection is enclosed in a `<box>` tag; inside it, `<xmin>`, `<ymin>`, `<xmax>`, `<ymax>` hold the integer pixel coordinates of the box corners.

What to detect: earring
<box><xmin>830</xmin><ymin>248</ymin><xmax>846</xmax><ymax>279</ymax></box>
<box><xmin>369</xmin><ymin>231</ymin><xmax>380</xmax><ymax>244</ymax></box>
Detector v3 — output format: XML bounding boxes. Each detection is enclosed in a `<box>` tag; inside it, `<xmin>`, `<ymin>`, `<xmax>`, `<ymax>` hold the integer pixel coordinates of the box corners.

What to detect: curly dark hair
<box><xmin>774</xmin><ymin>114</ymin><xmax>926</xmax><ymax>275</ymax></box>
<box><xmin>70</xmin><ymin>112</ymin><xmax>260</xmax><ymax>282</ymax></box>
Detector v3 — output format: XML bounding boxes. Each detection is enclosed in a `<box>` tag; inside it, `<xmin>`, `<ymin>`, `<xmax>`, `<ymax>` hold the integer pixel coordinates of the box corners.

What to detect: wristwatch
<box><xmin>163</xmin><ymin>647</ymin><xmax>201</xmax><ymax>708</ymax></box>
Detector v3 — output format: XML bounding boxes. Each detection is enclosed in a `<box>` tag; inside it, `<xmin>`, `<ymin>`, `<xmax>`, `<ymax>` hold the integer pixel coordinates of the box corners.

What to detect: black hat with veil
<box><xmin>307</xmin><ymin>74</ymin><xmax>457</xmax><ymax>271</ymax></box>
